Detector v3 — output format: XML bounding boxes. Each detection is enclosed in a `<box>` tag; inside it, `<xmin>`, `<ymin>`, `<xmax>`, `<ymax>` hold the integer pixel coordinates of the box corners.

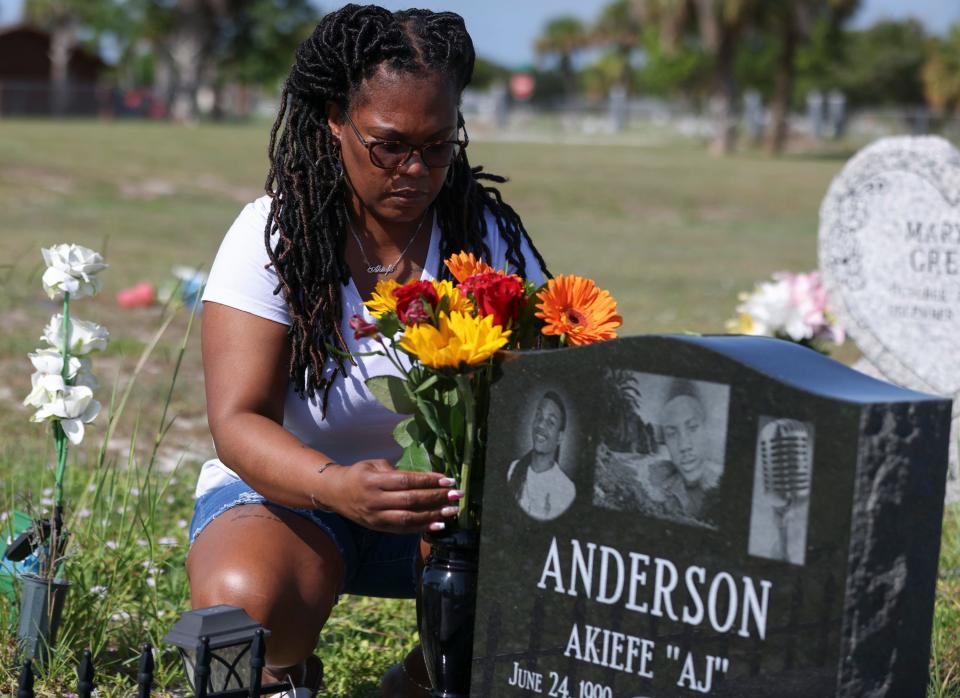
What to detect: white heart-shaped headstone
<box><xmin>819</xmin><ymin>136</ymin><xmax>960</xmax><ymax>398</ymax></box>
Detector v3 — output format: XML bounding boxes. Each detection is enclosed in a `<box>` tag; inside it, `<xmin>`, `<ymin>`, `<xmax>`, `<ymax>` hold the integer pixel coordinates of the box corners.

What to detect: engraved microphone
<box><xmin>759</xmin><ymin>419</ymin><xmax>812</xmax><ymax>505</ymax></box>
<box><xmin>759</xmin><ymin>419</ymin><xmax>812</xmax><ymax>562</ymax></box>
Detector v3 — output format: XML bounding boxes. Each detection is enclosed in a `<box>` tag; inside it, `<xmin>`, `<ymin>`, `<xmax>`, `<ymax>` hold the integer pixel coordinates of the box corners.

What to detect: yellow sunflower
<box><xmin>535</xmin><ymin>275</ymin><xmax>623</xmax><ymax>345</ymax></box>
<box><xmin>433</xmin><ymin>279</ymin><xmax>475</xmax><ymax>316</ymax></box>
<box><xmin>443</xmin><ymin>251</ymin><xmax>496</xmax><ymax>283</ymax></box>
<box><xmin>399</xmin><ymin>311</ymin><xmax>510</xmax><ymax>368</ymax></box>
<box><xmin>364</xmin><ymin>279</ymin><xmax>401</xmax><ymax>318</ymax></box>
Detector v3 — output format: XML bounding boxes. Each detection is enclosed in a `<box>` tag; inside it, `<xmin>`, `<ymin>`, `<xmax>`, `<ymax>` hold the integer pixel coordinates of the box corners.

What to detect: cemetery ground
<box><xmin>0</xmin><ymin>119</ymin><xmax>956</xmax><ymax>696</ymax></box>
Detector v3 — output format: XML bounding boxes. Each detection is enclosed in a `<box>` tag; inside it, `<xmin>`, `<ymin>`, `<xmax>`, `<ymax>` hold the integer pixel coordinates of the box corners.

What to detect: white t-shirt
<box><xmin>506</xmin><ymin>459</ymin><xmax>576</xmax><ymax>521</ymax></box>
<box><xmin>196</xmin><ymin>195</ymin><xmax>546</xmax><ymax>498</ymax></box>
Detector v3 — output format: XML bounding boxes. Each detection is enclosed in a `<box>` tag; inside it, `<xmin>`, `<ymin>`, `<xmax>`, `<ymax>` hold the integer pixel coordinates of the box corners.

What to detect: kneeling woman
<box><xmin>186</xmin><ymin>4</ymin><xmax>550</xmax><ymax>695</ymax></box>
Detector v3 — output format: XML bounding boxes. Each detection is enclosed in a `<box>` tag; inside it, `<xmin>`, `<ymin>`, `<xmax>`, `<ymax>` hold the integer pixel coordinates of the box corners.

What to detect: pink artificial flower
<box><xmin>349</xmin><ymin>314</ymin><xmax>379</xmax><ymax>340</ymax></box>
<box><xmin>782</xmin><ymin>270</ymin><xmax>845</xmax><ymax>345</ymax></box>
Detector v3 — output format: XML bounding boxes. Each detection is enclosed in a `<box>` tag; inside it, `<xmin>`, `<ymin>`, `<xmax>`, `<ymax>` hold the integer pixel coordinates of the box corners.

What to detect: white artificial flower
<box><xmin>30</xmin><ymin>384</ymin><xmax>101</xmax><ymax>445</ymax></box>
<box><xmin>27</xmin><ymin>348</ymin><xmax>98</xmax><ymax>390</ymax></box>
<box><xmin>729</xmin><ymin>270</ymin><xmax>845</xmax><ymax>348</ymax></box>
<box><xmin>736</xmin><ymin>277</ymin><xmax>812</xmax><ymax>342</ymax></box>
<box><xmin>41</xmin><ymin>244</ymin><xmax>107</xmax><ymax>299</ymax></box>
<box><xmin>29</xmin><ymin>348</ymin><xmax>84</xmax><ymax>378</ymax></box>
<box><xmin>23</xmin><ymin>372</ymin><xmax>66</xmax><ymax>409</ymax></box>
<box><xmin>171</xmin><ymin>265</ymin><xmax>208</xmax><ymax>285</ymax></box>
<box><xmin>42</xmin><ymin>314</ymin><xmax>109</xmax><ymax>355</ymax></box>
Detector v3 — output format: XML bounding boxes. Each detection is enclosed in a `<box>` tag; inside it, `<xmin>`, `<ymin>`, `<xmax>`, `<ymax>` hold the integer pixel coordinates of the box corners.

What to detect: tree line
<box><xmin>24</xmin><ymin>0</ymin><xmax>318</xmax><ymax>121</ymax></box>
<box><xmin>20</xmin><ymin>0</ymin><xmax>960</xmax><ymax>152</ymax></box>
<box><xmin>532</xmin><ymin>0</ymin><xmax>960</xmax><ymax>154</ymax></box>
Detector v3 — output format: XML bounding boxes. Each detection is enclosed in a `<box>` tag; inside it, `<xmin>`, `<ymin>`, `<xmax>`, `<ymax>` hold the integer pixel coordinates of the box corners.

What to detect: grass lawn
<box><xmin>0</xmin><ymin>119</ymin><xmax>955</xmax><ymax>695</ymax></box>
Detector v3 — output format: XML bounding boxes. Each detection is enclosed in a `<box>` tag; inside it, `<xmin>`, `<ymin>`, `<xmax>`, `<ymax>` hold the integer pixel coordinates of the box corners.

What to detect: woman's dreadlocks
<box><xmin>264</xmin><ymin>3</ymin><xmax>550</xmax><ymax>412</ymax></box>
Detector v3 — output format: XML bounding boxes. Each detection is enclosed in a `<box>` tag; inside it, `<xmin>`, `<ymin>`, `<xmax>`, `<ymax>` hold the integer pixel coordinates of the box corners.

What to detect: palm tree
<box><xmin>763</xmin><ymin>0</ymin><xmax>859</xmax><ymax>155</ymax></box>
<box><xmin>922</xmin><ymin>25</ymin><xmax>960</xmax><ymax>117</ymax></box>
<box><xmin>535</xmin><ymin>15</ymin><xmax>589</xmax><ymax>99</ymax></box>
<box><xmin>636</xmin><ymin>0</ymin><xmax>765</xmax><ymax>155</ymax></box>
<box><xmin>592</xmin><ymin>0</ymin><xmax>644</xmax><ymax>91</ymax></box>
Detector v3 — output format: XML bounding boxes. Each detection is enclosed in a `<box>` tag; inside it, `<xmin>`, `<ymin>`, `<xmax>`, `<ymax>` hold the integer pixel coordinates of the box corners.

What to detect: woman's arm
<box><xmin>202</xmin><ymin>301</ymin><xmax>456</xmax><ymax>533</ymax></box>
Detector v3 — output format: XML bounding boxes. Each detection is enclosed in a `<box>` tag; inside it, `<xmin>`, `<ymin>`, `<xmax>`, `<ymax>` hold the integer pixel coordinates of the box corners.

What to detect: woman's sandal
<box><xmin>380</xmin><ymin>645</ymin><xmax>432</xmax><ymax>698</ymax></box>
<box><xmin>267</xmin><ymin>654</ymin><xmax>325</xmax><ymax>697</ymax></box>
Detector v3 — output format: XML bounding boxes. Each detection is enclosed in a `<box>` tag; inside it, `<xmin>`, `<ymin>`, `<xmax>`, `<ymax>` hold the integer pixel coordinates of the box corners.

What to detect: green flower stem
<box><xmin>54</xmin><ymin>292</ymin><xmax>71</xmax><ymax>512</ymax></box>
<box><xmin>455</xmin><ymin>372</ymin><xmax>476</xmax><ymax>530</ymax></box>
<box><xmin>375</xmin><ymin>336</ymin><xmax>412</xmax><ymax>380</ymax></box>
<box><xmin>415</xmin><ymin>393</ymin><xmax>454</xmax><ymax>470</ymax></box>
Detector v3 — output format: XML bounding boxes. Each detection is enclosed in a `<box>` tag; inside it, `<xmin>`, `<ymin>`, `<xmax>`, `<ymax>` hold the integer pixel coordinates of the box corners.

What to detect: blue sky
<box><xmin>2</xmin><ymin>0</ymin><xmax>958</xmax><ymax>68</ymax></box>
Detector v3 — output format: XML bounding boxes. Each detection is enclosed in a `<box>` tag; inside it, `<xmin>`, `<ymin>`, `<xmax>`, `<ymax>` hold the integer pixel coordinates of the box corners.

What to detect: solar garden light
<box><xmin>163</xmin><ymin>605</ymin><xmax>291</xmax><ymax>697</ymax></box>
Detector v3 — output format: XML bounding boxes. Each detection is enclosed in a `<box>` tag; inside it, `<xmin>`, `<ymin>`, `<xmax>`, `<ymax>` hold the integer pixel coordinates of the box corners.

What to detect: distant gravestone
<box><xmin>818</xmin><ymin>136</ymin><xmax>960</xmax><ymax>501</ymax></box>
<box><xmin>743</xmin><ymin>90</ymin><xmax>765</xmax><ymax>144</ymax></box>
<box><xmin>472</xmin><ymin>335</ymin><xmax>951</xmax><ymax>697</ymax></box>
<box><xmin>806</xmin><ymin>91</ymin><xmax>825</xmax><ymax>140</ymax></box>
<box><xmin>826</xmin><ymin>90</ymin><xmax>847</xmax><ymax>140</ymax></box>
<box><xmin>609</xmin><ymin>85</ymin><xmax>628</xmax><ymax>134</ymax></box>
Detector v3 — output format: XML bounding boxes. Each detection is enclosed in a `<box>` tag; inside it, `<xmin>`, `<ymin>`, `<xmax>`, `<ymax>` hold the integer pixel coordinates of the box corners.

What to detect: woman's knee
<box><xmin>186</xmin><ymin>505</ymin><xmax>344</xmax><ymax>664</ymax></box>
<box><xmin>190</xmin><ymin>559</ymin><xmax>328</xmax><ymax>663</ymax></box>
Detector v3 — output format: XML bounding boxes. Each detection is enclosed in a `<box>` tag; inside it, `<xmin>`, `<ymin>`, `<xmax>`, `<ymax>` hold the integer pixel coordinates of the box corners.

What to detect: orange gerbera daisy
<box><xmin>444</xmin><ymin>251</ymin><xmax>496</xmax><ymax>283</ymax></box>
<box><xmin>535</xmin><ymin>275</ymin><xmax>623</xmax><ymax>345</ymax></box>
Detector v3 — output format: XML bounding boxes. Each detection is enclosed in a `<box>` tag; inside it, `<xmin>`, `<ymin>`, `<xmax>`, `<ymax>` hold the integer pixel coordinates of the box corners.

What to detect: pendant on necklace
<box><xmin>367</xmin><ymin>264</ymin><xmax>396</xmax><ymax>274</ymax></box>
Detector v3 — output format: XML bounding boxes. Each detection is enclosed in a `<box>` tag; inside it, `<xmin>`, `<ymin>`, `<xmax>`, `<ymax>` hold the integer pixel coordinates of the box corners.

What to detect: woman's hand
<box><xmin>321</xmin><ymin>460</ymin><xmax>463</xmax><ymax>534</ymax></box>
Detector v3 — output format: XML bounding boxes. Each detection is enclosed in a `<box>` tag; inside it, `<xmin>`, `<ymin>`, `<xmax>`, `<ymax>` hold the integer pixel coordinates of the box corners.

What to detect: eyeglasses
<box><xmin>343</xmin><ymin>112</ymin><xmax>468</xmax><ymax>170</ymax></box>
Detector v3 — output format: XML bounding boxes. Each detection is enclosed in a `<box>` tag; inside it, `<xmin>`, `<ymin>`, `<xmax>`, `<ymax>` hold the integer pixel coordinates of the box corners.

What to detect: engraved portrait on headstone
<box><xmin>507</xmin><ymin>389</ymin><xmax>578</xmax><ymax>521</ymax></box>
<box><xmin>748</xmin><ymin>418</ymin><xmax>815</xmax><ymax>565</ymax></box>
<box><xmin>472</xmin><ymin>336</ymin><xmax>952</xmax><ymax>697</ymax></box>
<box><xmin>592</xmin><ymin>370</ymin><xmax>730</xmax><ymax>528</ymax></box>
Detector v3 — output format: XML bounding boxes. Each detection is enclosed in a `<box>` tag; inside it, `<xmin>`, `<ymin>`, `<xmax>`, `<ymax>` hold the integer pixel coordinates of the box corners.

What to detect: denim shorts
<box><xmin>189</xmin><ymin>478</ymin><xmax>420</xmax><ymax>598</ymax></box>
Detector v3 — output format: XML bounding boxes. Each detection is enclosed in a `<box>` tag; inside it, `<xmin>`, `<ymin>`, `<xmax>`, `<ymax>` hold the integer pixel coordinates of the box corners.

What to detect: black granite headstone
<box><xmin>472</xmin><ymin>335</ymin><xmax>952</xmax><ymax>697</ymax></box>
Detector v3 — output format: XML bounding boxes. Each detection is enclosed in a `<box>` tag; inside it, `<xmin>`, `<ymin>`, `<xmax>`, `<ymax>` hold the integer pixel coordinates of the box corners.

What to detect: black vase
<box><xmin>17</xmin><ymin>574</ymin><xmax>69</xmax><ymax>663</ymax></box>
<box><xmin>417</xmin><ymin>528</ymin><xmax>480</xmax><ymax>698</ymax></box>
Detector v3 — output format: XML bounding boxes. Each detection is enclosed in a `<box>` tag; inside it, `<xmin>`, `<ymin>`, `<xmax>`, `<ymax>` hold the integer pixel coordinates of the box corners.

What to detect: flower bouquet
<box><xmin>345</xmin><ymin>253</ymin><xmax>621</xmax><ymax>695</ymax></box>
<box><xmin>726</xmin><ymin>271</ymin><xmax>844</xmax><ymax>354</ymax></box>
<box><xmin>346</xmin><ymin>253</ymin><xmax>623</xmax><ymax>531</ymax></box>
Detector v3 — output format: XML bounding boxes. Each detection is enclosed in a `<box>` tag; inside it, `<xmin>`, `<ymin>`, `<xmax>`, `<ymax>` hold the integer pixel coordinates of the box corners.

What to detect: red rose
<box><xmin>460</xmin><ymin>272</ymin><xmax>525</xmax><ymax>328</ymax></box>
<box><xmin>394</xmin><ymin>280</ymin><xmax>439</xmax><ymax>325</ymax></box>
